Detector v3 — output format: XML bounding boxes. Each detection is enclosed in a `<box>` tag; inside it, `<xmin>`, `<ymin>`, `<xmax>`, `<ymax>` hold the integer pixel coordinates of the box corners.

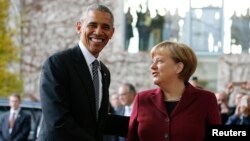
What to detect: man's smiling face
<box><xmin>76</xmin><ymin>10</ymin><xmax>114</xmax><ymax>57</ymax></box>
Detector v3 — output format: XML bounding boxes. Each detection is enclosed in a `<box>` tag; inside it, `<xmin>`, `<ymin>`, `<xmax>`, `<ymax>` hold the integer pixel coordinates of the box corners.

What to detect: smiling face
<box><xmin>76</xmin><ymin>10</ymin><xmax>114</xmax><ymax>57</ymax></box>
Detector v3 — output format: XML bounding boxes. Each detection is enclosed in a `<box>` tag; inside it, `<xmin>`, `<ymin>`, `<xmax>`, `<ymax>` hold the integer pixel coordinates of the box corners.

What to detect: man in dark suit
<box><xmin>37</xmin><ymin>3</ymin><xmax>128</xmax><ymax>141</ymax></box>
<box><xmin>116</xmin><ymin>83</ymin><xmax>136</xmax><ymax>141</ymax></box>
<box><xmin>0</xmin><ymin>93</ymin><xmax>31</xmax><ymax>141</ymax></box>
<box><xmin>103</xmin><ymin>83</ymin><xmax>136</xmax><ymax>141</ymax></box>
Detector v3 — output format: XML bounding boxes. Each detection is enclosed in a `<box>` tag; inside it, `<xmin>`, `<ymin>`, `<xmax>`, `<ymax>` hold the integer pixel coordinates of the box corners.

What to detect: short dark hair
<box><xmin>124</xmin><ymin>83</ymin><xmax>136</xmax><ymax>94</ymax></box>
<box><xmin>9</xmin><ymin>93</ymin><xmax>21</xmax><ymax>102</ymax></box>
<box><xmin>80</xmin><ymin>3</ymin><xmax>114</xmax><ymax>25</ymax></box>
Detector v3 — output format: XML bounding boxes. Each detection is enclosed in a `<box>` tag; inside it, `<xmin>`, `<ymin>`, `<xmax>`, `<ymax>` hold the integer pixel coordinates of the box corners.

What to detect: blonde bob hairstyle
<box><xmin>150</xmin><ymin>41</ymin><xmax>197</xmax><ymax>83</ymax></box>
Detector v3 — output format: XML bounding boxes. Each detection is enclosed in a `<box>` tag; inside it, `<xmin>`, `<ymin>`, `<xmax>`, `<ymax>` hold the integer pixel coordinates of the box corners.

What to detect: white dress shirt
<box><xmin>78</xmin><ymin>41</ymin><xmax>102</xmax><ymax>109</ymax></box>
<box><xmin>9</xmin><ymin>108</ymin><xmax>20</xmax><ymax>133</ymax></box>
<box><xmin>124</xmin><ymin>104</ymin><xmax>133</xmax><ymax>117</ymax></box>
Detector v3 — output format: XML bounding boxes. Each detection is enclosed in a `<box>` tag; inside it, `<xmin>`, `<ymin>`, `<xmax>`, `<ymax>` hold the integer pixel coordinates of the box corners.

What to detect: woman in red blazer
<box><xmin>126</xmin><ymin>41</ymin><xmax>221</xmax><ymax>141</ymax></box>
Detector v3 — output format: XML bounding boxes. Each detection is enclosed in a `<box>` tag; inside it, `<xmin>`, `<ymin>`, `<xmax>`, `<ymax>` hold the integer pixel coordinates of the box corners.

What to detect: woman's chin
<box><xmin>153</xmin><ymin>80</ymin><xmax>160</xmax><ymax>85</ymax></box>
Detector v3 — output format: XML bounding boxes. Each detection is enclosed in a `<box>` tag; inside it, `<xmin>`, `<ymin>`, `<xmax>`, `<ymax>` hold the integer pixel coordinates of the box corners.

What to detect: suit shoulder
<box><xmin>100</xmin><ymin>62</ymin><xmax>110</xmax><ymax>76</ymax></box>
<box><xmin>19</xmin><ymin>109</ymin><xmax>31</xmax><ymax>118</ymax></box>
<box><xmin>139</xmin><ymin>88</ymin><xmax>158</xmax><ymax>94</ymax></box>
<box><xmin>137</xmin><ymin>88</ymin><xmax>158</xmax><ymax>97</ymax></box>
<box><xmin>43</xmin><ymin>46</ymin><xmax>77</xmax><ymax>65</ymax></box>
<box><xmin>1</xmin><ymin>112</ymin><xmax>10</xmax><ymax>118</ymax></box>
<box><xmin>193</xmin><ymin>87</ymin><xmax>216</xmax><ymax>99</ymax></box>
<box><xmin>48</xmin><ymin>47</ymin><xmax>73</xmax><ymax>60</ymax></box>
<box><xmin>197</xmin><ymin>88</ymin><xmax>214</xmax><ymax>95</ymax></box>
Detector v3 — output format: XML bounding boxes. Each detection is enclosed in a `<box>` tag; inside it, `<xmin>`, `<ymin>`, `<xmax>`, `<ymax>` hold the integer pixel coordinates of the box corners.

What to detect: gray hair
<box><xmin>123</xmin><ymin>83</ymin><xmax>136</xmax><ymax>94</ymax></box>
<box><xmin>80</xmin><ymin>4</ymin><xmax>114</xmax><ymax>24</ymax></box>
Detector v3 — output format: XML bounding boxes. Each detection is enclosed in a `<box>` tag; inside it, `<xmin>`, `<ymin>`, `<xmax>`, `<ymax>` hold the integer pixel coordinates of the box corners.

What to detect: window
<box><xmin>124</xmin><ymin>0</ymin><xmax>250</xmax><ymax>54</ymax></box>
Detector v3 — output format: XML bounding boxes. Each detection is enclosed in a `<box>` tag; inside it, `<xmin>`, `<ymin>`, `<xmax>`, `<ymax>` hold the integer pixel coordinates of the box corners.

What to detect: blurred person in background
<box><xmin>109</xmin><ymin>94</ymin><xmax>122</xmax><ymax>112</ymax></box>
<box><xmin>116</xmin><ymin>83</ymin><xmax>137</xmax><ymax>141</ymax></box>
<box><xmin>224</xmin><ymin>81</ymin><xmax>247</xmax><ymax>115</ymax></box>
<box><xmin>215</xmin><ymin>91</ymin><xmax>231</xmax><ymax>124</ymax></box>
<box><xmin>0</xmin><ymin>93</ymin><xmax>31</xmax><ymax>141</ymax></box>
<box><xmin>229</xmin><ymin>92</ymin><xmax>246</xmax><ymax>115</ymax></box>
<box><xmin>104</xmin><ymin>83</ymin><xmax>136</xmax><ymax>141</ymax></box>
<box><xmin>226</xmin><ymin>94</ymin><xmax>250</xmax><ymax>125</ymax></box>
<box><xmin>126</xmin><ymin>41</ymin><xmax>221</xmax><ymax>141</ymax></box>
<box><xmin>124</xmin><ymin>7</ymin><xmax>134</xmax><ymax>51</ymax></box>
<box><xmin>241</xmin><ymin>81</ymin><xmax>250</xmax><ymax>91</ymax></box>
<box><xmin>103</xmin><ymin>94</ymin><xmax>123</xmax><ymax>141</ymax></box>
<box><xmin>118</xmin><ymin>83</ymin><xmax>137</xmax><ymax>117</ymax></box>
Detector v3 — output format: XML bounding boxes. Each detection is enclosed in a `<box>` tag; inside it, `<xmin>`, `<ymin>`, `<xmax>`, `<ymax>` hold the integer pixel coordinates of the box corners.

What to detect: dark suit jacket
<box><xmin>38</xmin><ymin>45</ymin><xmax>128</xmax><ymax>141</ymax></box>
<box><xmin>116</xmin><ymin>108</ymin><xmax>126</xmax><ymax>141</ymax></box>
<box><xmin>103</xmin><ymin>106</ymin><xmax>127</xmax><ymax>141</ymax></box>
<box><xmin>0</xmin><ymin>109</ymin><xmax>31</xmax><ymax>141</ymax></box>
<box><xmin>126</xmin><ymin>83</ymin><xmax>221</xmax><ymax>141</ymax></box>
<box><xmin>37</xmin><ymin>45</ymin><xmax>111</xmax><ymax>141</ymax></box>
<box><xmin>226</xmin><ymin>115</ymin><xmax>250</xmax><ymax>125</ymax></box>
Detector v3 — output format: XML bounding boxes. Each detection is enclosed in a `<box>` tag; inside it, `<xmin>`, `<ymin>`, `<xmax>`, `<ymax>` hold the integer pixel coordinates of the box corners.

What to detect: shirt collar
<box><xmin>10</xmin><ymin>108</ymin><xmax>20</xmax><ymax>115</ymax></box>
<box><xmin>125</xmin><ymin>104</ymin><xmax>133</xmax><ymax>110</ymax></box>
<box><xmin>78</xmin><ymin>40</ymin><xmax>99</xmax><ymax>66</ymax></box>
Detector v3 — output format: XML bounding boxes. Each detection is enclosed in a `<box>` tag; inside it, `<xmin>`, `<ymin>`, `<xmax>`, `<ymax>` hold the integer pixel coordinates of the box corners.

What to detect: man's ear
<box><xmin>76</xmin><ymin>22</ymin><xmax>81</xmax><ymax>33</ymax></box>
<box><xmin>109</xmin><ymin>27</ymin><xmax>115</xmax><ymax>39</ymax></box>
<box><xmin>176</xmin><ymin>62</ymin><xmax>184</xmax><ymax>74</ymax></box>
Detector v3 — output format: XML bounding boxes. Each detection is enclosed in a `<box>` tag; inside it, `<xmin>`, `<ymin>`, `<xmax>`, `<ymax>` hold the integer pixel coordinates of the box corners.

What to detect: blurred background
<box><xmin>1</xmin><ymin>0</ymin><xmax>250</xmax><ymax>103</ymax></box>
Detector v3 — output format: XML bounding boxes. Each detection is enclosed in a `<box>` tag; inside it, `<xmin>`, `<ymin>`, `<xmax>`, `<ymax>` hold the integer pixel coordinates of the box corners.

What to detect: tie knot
<box><xmin>92</xmin><ymin>60</ymin><xmax>99</xmax><ymax>68</ymax></box>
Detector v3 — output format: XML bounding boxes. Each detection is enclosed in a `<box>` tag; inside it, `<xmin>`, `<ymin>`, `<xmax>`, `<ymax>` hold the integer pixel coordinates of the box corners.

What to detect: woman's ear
<box><xmin>176</xmin><ymin>62</ymin><xmax>184</xmax><ymax>74</ymax></box>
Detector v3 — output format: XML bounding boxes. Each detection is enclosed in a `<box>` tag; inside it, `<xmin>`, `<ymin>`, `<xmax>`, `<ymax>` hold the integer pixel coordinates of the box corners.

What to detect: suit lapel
<box><xmin>150</xmin><ymin>84</ymin><xmax>197</xmax><ymax>117</ymax></box>
<box><xmin>11</xmin><ymin>110</ymin><xmax>23</xmax><ymax>134</ymax></box>
<box><xmin>71</xmin><ymin>45</ymin><xmax>96</xmax><ymax>119</ymax></box>
<box><xmin>151</xmin><ymin>89</ymin><xmax>168</xmax><ymax>116</ymax></box>
<box><xmin>171</xmin><ymin>83</ymin><xmax>197</xmax><ymax>117</ymax></box>
<box><xmin>100</xmin><ymin>62</ymin><xmax>109</xmax><ymax>110</ymax></box>
<box><xmin>98</xmin><ymin>62</ymin><xmax>110</xmax><ymax>122</ymax></box>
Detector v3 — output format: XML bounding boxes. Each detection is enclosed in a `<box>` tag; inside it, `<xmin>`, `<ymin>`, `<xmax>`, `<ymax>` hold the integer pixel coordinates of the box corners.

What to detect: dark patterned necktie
<box><xmin>92</xmin><ymin>60</ymin><xmax>99</xmax><ymax>119</ymax></box>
